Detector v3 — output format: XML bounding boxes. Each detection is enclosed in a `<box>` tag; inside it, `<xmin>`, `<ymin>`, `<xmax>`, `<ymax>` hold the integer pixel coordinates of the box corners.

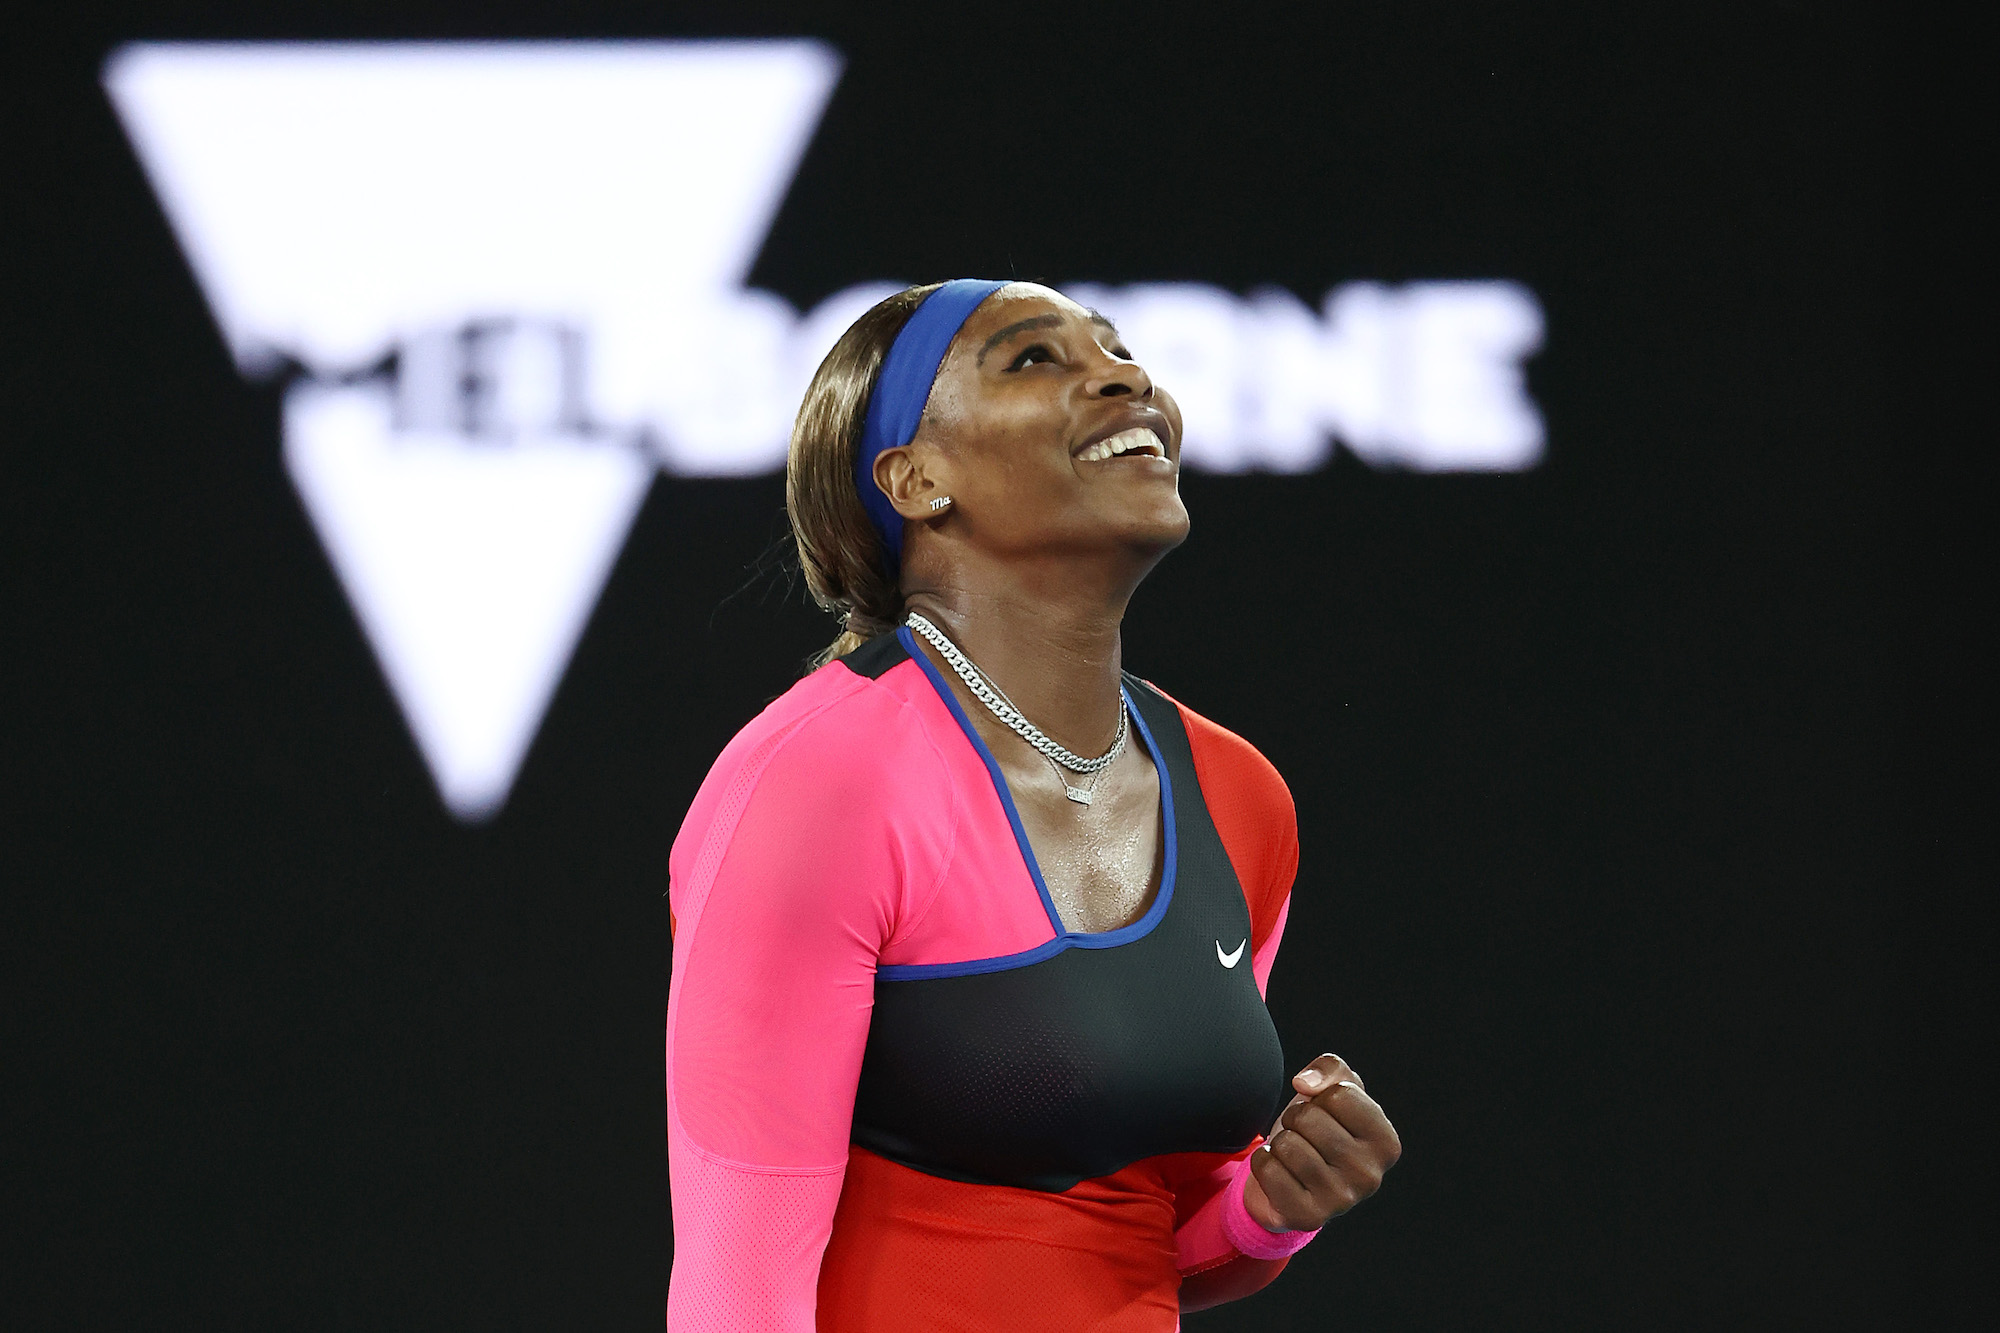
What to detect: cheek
<box><xmin>968</xmin><ymin>439</ymin><xmax>1076</xmax><ymax>517</ymax></box>
<box><xmin>945</xmin><ymin>406</ymin><xmax>1075</xmax><ymax>495</ymax></box>
<box><xmin>1154</xmin><ymin>388</ymin><xmax>1185</xmax><ymax>448</ymax></box>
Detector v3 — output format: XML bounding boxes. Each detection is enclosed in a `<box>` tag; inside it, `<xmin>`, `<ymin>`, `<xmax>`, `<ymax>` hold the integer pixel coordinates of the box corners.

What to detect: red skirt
<box><xmin>816</xmin><ymin>1145</ymin><xmax>1235</xmax><ymax>1332</ymax></box>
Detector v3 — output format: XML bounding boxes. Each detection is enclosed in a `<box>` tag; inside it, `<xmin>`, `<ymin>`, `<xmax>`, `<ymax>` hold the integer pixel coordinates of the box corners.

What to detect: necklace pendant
<box><xmin>1064</xmin><ymin>784</ymin><xmax>1094</xmax><ymax>806</ymax></box>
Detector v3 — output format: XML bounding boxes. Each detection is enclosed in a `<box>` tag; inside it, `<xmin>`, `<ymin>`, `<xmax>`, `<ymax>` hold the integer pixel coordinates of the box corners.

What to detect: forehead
<box><xmin>958</xmin><ymin>283</ymin><xmax>1097</xmax><ymax>339</ymax></box>
<box><xmin>941</xmin><ymin>284</ymin><xmax>1112</xmax><ymax>375</ymax></box>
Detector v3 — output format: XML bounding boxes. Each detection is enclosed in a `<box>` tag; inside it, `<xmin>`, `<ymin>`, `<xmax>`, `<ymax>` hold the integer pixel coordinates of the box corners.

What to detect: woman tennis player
<box><xmin>665</xmin><ymin>280</ymin><xmax>1400</xmax><ymax>1330</ymax></box>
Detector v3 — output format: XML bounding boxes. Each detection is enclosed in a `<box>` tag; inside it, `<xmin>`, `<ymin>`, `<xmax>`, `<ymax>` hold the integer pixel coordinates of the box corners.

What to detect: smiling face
<box><xmin>876</xmin><ymin>283</ymin><xmax>1190</xmax><ymax>574</ymax></box>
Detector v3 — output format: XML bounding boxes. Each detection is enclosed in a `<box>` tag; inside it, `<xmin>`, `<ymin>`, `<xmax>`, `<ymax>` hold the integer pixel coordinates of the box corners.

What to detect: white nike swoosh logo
<box><xmin>1217</xmin><ymin>939</ymin><xmax>1246</xmax><ymax>968</ymax></box>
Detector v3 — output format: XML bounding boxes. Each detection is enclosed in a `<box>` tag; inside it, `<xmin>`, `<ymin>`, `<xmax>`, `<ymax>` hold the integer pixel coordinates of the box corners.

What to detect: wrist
<box><xmin>1222</xmin><ymin>1150</ymin><xmax>1321</xmax><ymax>1261</ymax></box>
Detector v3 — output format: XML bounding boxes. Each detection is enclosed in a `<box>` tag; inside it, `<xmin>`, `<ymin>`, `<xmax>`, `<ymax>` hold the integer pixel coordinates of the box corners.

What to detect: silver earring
<box><xmin>928</xmin><ymin>496</ymin><xmax>953</xmax><ymax>512</ymax></box>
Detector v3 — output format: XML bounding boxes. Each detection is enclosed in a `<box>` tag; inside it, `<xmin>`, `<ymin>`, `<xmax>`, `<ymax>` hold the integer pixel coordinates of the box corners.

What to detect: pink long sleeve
<box><xmin>665</xmin><ymin>669</ymin><xmax>959</xmax><ymax>1331</ymax></box>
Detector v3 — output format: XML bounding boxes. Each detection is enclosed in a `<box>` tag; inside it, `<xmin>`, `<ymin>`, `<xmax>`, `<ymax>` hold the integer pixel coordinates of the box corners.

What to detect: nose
<box><xmin>1082</xmin><ymin>349</ymin><xmax>1153</xmax><ymax>401</ymax></box>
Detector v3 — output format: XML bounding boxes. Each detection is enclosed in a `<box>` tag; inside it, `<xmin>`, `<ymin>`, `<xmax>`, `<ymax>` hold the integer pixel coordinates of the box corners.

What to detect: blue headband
<box><xmin>856</xmin><ymin>278</ymin><xmax>1009</xmax><ymax>563</ymax></box>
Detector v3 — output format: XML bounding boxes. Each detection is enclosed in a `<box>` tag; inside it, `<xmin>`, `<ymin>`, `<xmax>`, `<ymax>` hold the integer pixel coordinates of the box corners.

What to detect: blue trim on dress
<box><xmin>877</xmin><ymin>625</ymin><xmax>1178</xmax><ymax>981</ymax></box>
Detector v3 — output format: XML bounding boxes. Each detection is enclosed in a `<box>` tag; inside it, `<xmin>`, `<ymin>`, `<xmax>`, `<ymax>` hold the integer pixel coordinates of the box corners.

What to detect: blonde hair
<box><xmin>786</xmin><ymin>283</ymin><xmax>942</xmax><ymax>667</ymax></box>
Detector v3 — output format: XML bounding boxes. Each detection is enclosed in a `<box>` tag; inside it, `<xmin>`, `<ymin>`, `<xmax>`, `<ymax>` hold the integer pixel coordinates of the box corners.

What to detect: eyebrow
<box><xmin>975</xmin><ymin>310</ymin><xmax>1126</xmax><ymax>366</ymax></box>
<box><xmin>977</xmin><ymin>314</ymin><xmax>1061</xmax><ymax>367</ymax></box>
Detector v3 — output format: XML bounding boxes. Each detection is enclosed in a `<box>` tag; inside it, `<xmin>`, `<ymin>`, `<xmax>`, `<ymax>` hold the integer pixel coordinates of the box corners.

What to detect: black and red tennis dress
<box><xmin>666</xmin><ymin>628</ymin><xmax>1307</xmax><ymax>1331</ymax></box>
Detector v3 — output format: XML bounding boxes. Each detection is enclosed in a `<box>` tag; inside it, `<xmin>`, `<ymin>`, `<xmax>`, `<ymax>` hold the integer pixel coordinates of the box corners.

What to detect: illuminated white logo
<box><xmin>105</xmin><ymin>41</ymin><xmax>1546</xmax><ymax>822</ymax></box>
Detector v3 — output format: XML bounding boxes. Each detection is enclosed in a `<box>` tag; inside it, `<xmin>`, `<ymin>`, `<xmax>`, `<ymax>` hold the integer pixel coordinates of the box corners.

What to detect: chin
<box><xmin>1119</xmin><ymin>502</ymin><xmax>1192</xmax><ymax>553</ymax></box>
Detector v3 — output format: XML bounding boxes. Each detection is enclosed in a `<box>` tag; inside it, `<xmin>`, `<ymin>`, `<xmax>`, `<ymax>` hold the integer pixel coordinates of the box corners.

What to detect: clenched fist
<box><xmin>1243</xmin><ymin>1053</ymin><xmax>1402</xmax><ymax>1232</ymax></box>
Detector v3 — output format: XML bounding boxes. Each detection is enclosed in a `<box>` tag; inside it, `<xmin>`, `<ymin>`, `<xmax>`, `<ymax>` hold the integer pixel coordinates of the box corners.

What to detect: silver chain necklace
<box><xmin>905</xmin><ymin>611</ymin><xmax>1128</xmax><ymax>805</ymax></box>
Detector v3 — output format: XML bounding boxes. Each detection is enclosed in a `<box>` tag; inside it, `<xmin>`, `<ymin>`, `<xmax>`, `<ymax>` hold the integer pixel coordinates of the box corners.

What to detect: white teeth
<box><xmin>1079</xmin><ymin>428</ymin><xmax>1164</xmax><ymax>462</ymax></box>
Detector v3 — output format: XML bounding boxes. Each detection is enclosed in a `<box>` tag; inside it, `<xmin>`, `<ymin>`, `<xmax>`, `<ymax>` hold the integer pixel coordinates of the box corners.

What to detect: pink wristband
<box><xmin>1220</xmin><ymin>1149</ymin><xmax>1322</xmax><ymax>1260</ymax></box>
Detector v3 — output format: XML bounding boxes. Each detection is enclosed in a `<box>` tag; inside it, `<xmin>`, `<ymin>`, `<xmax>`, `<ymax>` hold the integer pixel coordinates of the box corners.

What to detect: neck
<box><xmin>902</xmin><ymin>549</ymin><xmax>1141</xmax><ymax>757</ymax></box>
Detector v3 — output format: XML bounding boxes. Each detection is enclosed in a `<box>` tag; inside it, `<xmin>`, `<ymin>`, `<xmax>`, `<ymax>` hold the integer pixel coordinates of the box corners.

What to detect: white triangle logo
<box><xmin>104</xmin><ymin>42</ymin><xmax>841</xmax><ymax>819</ymax></box>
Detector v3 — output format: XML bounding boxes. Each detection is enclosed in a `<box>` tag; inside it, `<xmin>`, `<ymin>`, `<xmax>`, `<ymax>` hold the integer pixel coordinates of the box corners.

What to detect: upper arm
<box><xmin>669</xmin><ymin>706</ymin><xmax>953</xmax><ymax>1166</ymax></box>
<box><xmin>665</xmin><ymin>702</ymin><xmax>954</xmax><ymax>1329</ymax></box>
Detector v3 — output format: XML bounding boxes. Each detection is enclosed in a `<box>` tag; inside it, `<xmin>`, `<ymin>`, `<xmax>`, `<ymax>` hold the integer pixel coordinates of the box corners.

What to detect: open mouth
<box><xmin>1075</xmin><ymin>426</ymin><xmax>1168</xmax><ymax>462</ymax></box>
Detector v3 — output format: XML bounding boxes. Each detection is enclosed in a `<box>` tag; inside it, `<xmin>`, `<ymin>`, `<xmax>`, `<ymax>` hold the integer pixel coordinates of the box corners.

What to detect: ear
<box><xmin>872</xmin><ymin>445</ymin><xmax>953</xmax><ymax>522</ymax></box>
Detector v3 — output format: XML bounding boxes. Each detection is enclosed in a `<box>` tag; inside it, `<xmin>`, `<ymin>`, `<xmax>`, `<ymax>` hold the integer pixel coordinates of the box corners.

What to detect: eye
<box><xmin>1006</xmin><ymin>343</ymin><xmax>1057</xmax><ymax>371</ymax></box>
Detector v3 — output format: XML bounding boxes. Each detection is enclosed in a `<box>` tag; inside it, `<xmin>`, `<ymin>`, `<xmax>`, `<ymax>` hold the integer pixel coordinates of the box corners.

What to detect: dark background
<box><xmin>6</xmin><ymin>2</ymin><xmax>1951</xmax><ymax>1329</ymax></box>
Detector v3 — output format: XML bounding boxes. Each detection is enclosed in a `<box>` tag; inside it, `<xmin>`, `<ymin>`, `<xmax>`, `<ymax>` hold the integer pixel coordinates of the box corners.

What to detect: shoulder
<box><xmin>1139</xmin><ymin>682</ymin><xmax>1297</xmax><ymax>834</ymax></box>
<box><xmin>670</xmin><ymin>650</ymin><xmax>954</xmax><ymax>884</ymax></box>
<box><xmin>726</xmin><ymin>653</ymin><xmax>923</xmax><ymax>772</ymax></box>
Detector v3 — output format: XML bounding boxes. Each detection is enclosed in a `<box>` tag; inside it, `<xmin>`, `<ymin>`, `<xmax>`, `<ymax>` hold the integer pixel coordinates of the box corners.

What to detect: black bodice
<box><xmin>841</xmin><ymin>635</ymin><xmax>1288</xmax><ymax>1193</ymax></box>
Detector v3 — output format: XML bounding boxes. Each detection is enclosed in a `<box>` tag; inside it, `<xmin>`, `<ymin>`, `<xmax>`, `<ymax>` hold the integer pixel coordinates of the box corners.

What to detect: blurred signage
<box><xmin>106</xmin><ymin>41</ymin><xmax>1547</xmax><ymax>820</ymax></box>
